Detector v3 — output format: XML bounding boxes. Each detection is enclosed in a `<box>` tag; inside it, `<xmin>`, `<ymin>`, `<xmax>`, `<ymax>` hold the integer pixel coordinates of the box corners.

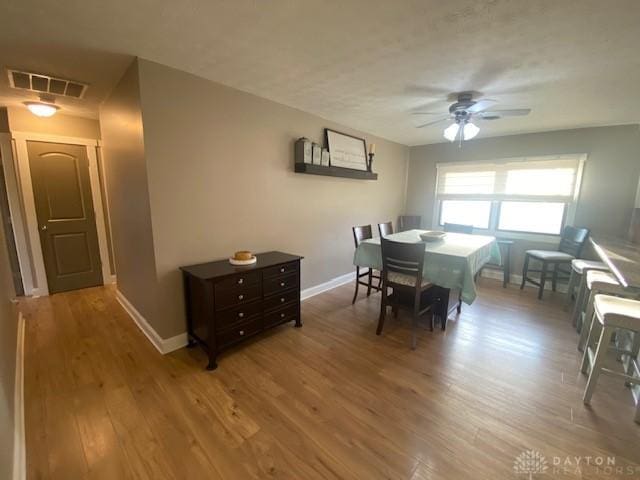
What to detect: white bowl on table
<box><xmin>419</xmin><ymin>230</ymin><xmax>446</xmax><ymax>242</ymax></box>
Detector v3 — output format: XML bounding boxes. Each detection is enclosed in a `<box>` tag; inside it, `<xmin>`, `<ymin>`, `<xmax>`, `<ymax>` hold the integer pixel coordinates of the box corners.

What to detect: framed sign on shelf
<box><xmin>325</xmin><ymin>129</ymin><xmax>368</xmax><ymax>171</ymax></box>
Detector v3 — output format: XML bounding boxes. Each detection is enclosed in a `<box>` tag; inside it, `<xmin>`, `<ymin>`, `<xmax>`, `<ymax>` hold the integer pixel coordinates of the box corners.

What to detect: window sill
<box><xmin>436</xmin><ymin>224</ymin><xmax>560</xmax><ymax>245</ymax></box>
<box><xmin>493</xmin><ymin>231</ymin><xmax>561</xmax><ymax>245</ymax></box>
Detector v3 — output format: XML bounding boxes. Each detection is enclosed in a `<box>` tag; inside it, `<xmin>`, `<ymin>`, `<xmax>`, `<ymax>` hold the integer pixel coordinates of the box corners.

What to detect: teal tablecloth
<box><xmin>353</xmin><ymin>229</ymin><xmax>501</xmax><ymax>304</ymax></box>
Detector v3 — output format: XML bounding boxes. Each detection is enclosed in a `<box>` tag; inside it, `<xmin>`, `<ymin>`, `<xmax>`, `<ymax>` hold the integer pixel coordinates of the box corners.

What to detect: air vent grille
<box><xmin>7</xmin><ymin>69</ymin><xmax>88</xmax><ymax>99</ymax></box>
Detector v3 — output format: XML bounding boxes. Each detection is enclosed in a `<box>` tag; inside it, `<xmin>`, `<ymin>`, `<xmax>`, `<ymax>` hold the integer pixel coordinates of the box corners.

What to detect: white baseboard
<box><xmin>301</xmin><ymin>271</ymin><xmax>356</xmax><ymax>300</ymax></box>
<box><xmin>117</xmin><ymin>271</ymin><xmax>355</xmax><ymax>355</ymax></box>
<box><xmin>479</xmin><ymin>268</ymin><xmax>568</xmax><ymax>293</ymax></box>
<box><xmin>116</xmin><ymin>290</ymin><xmax>187</xmax><ymax>354</ymax></box>
<box><xmin>116</xmin><ymin>267</ymin><xmax>567</xmax><ymax>356</ymax></box>
<box><xmin>13</xmin><ymin>312</ymin><xmax>25</xmax><ymax>480</ymax></box>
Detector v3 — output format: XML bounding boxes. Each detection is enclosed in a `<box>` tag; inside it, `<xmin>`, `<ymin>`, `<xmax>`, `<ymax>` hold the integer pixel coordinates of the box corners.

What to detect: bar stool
<box><xmin>580</xmin><ymin>294</ymin><xmax>640</xmax><ymax>423</ymax></box>
<box><xmin>520</xmin><ymin>226</ymin><xmax>590</xmax><ymax>300</ymax></box>
<box><xmin>576</xmin><ymin>270</ymin><xmax>627</xmax><ymax>351</ymax></box>
<box><xmin>566</xmin><ymin>259</ymin><xmax>608</xmax><ymax>309</ymax></box>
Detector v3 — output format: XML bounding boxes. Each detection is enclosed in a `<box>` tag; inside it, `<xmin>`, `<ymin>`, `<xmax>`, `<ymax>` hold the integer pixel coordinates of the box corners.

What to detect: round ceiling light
<box><xmin>24</xmin><ymin>101</ymin><xmax>59</xmax><ymax>117</ymax></box>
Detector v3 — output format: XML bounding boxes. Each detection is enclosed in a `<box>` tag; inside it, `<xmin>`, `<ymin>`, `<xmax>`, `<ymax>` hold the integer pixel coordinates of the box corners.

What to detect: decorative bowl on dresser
<box><xmin>180</xmin><ymin>251</ymin><xmax>303</xmax><ymax>370</ymax></box>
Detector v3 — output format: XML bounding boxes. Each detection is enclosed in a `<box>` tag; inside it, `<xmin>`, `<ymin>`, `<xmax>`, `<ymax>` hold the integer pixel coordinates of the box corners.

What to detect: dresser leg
<box><xmin>206</xmin><ymin>357</ymin><xmax>218</xmax><ymax>371</ymax></box>
<box><xmin>294</xmin><ymin>318</ymin><xmax>302</xmax><ymax>328</ymax></box>
<box><xmin>207</xmin><ymin>354</ymin><xmax>218</xmax><ymax>371</ymax></box>
<box><xmin>186</xmin><ymin>336</ymin><xmax>197</xmax><ymax>348</ymax></box>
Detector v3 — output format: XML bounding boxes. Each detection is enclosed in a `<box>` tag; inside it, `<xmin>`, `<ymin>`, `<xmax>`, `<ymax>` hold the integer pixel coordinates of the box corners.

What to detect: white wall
<box><xmin>0</xmin><ymin>152</ymin><xmax>18</xmax><ymax>480</ymax></box>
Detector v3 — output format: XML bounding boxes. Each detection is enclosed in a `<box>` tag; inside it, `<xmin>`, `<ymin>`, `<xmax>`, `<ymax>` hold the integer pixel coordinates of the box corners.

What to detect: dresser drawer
<box><xmin>263</xmin><ymin>273</ymin><xmax>298</xmax><ymax>297</ymax></box>
<box><xmin>264</xmin><ymin>303</ymin><xmax>298</xmax><ymax>329</ymax></box>
<box><xmin>215</xmin><ymin>271</ymin><xmax>260</xmax><ymax>291</ymax></box>
<box><xmin>216</xmin><ymin>300</ymin><xmax>262</xmax><ymax>330</ymax></box>
<box><xmin>215</xmin><ymin>283</ymin><xmax>262</xmax><ymax>310</ymax></box>
<box><xmin>263</xmin><ymin>289</ymin><xmax>298</xmax><ymax>311</ymax></box>
<box><xmin>263</xmin><ymin>261</ymin><xmax>299</xmax><ymax>279</ymax></box>
<box><xmin>217</xmin><ymin>317</ymin><xmax>263</xmax><ymax>349</ymax></box>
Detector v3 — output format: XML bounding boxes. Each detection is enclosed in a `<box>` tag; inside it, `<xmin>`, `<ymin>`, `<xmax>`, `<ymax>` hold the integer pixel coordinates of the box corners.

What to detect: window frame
<box><xmin>432</xmin><ymin>154</ymin><xmax>586</xmax><ymax>243</ymax></box>
<box><xmin>437</xmin><ymin>199</ymin><xmax>493</xmax><ymax>231</ymax></box>
<box><xmin>495</xmin><ymin>200</ymin><xmax>568</xmax><ymax>236</ymax></box>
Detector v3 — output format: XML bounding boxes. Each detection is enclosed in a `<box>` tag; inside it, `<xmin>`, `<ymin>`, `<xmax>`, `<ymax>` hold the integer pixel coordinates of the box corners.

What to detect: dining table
<box><xmin>353</xmin><ymin>229</ymin><xmax>501</xmax><ymax>329</ymax></box>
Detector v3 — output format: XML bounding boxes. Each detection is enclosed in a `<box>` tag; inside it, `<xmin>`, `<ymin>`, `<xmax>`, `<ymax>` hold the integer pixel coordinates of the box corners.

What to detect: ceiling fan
<box><xmin>413</xmin><ymin>92</ymin><xmax>531</xmax><ymax>143</ymax></box>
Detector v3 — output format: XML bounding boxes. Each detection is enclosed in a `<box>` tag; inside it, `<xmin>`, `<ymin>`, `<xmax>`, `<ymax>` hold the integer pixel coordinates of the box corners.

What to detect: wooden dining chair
<box><xmin>520</xmin><ymin>225</ymin><xmax>590</xmax><ymax>300</ymax></box>
<box><xmin>398</xmin><ymin>215</ymin><xmax>422</xmax><ymax>232</ymax></box>
<box><xmin>444</xmin><ymin>222</ymin><xmax>474</xmax><ymax>234</ymax></box>
<box><xmin>378</xmin><ymin>221</ymin><xmax>394</xmax><ymax>237</ymax></box>
<box><xmin>377</xmin><ymin>238</ymin><xmax>440</xmax><ymax>349</ymax></box>
<box><xmin>352</xmin><ymin>225</ymin><xmax>382</xmax><ymax>303</ymax></box>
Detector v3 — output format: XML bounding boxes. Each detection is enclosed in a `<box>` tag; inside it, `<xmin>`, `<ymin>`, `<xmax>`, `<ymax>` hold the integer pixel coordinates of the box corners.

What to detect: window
<box><xmin>440</xmin><ymin>170</ymin><xmax>495</xmax><ymax>195</ymax></box>
<box><xmin>435</xmin><ymin>155</ymin><xmax>584</xmax><ymax>237</ymax></box>
<box><xmin>440</xmin><ymin>200</ymin><xmax>491</xmax><ymax>229</ymax></box>
<box><xmin>497</xmin><ymin>201</ymin><xmax>566</xmax><ymax>234</ymax></box>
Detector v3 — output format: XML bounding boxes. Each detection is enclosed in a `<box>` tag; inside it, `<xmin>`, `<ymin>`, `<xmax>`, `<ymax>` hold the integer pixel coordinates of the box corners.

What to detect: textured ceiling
<box><xmin>1</xmin><ymin>0</ymin><xmax>639</xmax><ymax>145</ymax></box>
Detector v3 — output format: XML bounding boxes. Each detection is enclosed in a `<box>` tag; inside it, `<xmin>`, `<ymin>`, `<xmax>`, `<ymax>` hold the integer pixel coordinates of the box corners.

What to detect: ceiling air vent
<box><xmin>7</xmin><ymin>69</ymin><xmax>88</xmax><ymax>99</ymax></box>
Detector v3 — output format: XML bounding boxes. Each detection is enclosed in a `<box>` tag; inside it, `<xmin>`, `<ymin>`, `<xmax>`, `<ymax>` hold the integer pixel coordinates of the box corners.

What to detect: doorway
<box><xmin>0</xmin><ymin>156</ymin><xmax>23</xmax><ymax>295</ymax></box>
<box><xmin>27</xmin><ymin>141</ymin><xmax>103</xmax><ymax>293</ymax></box>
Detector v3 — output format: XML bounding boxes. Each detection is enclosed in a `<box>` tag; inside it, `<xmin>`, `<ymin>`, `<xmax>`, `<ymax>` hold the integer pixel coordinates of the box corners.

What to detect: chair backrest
<box><xmin>558</xmin><ymin>226</ymin><xmax>590</xmax><ymax>257</ymax></box>
<box><xmin>398</xmin><ymin>215</ymin><xmax>422</xmax><ymax>231</ymax></box>
<box><xmin>381</xmin><ymin>238</ymin><xmax>425</xmax><ymax>289</ymax></box>
<box><xmin>378</xmin><ymin>221</ymin><xmax>394</xmax><ymax>237</ymax></box>
<box><xmin>352</xmin><ymin>224</ymin><xmax>373</xmax><ymax>247</ymax></box>
<box><xmin>444</xmin><ymin>222</ymin><xmax>473</xmax><ymax>234</ymax></box>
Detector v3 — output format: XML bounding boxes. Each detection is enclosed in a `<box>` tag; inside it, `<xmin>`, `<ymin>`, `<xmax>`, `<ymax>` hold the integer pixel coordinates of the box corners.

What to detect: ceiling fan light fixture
<box><xmin>443</xmin><ymin>122</ymin><xmax>459</xmax><ymax>142</ymax></box>
<box><xmin>463</xmin><ymin>122</ymin><xmax>479</xmax><ymax>140</ymax></box>
<box><xmin>24</xmin><ymin>101</ymin><xmax>59</xmax><ymax>117</ymax></box>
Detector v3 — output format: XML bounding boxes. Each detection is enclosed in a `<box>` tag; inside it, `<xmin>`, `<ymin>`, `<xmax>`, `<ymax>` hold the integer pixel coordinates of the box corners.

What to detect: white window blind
<box><xmin>436</xmin><ymin>156</ymin><xmax>582</xmax><ymax>201</ymax></box>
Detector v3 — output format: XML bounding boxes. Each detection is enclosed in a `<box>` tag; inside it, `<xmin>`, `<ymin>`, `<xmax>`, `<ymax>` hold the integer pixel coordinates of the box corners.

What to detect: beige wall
<box><xmin>7</xmin><ymin>106</ymin><xmax>100</xmax><ymax>139</ymax></box>
<box><xmin>127</xmin><ymin>58</ymin><xmax>409</xmax><ymax>339</ymax></box>
<box><xmin>0</xmin><ymin>176</ymin><xmax>18</xmax><ymax>480</ymax></box>
<box><xmin>406</xmin><ymin>125</ymin><xmax>640</xmax><ymax>272</ymax></box>
<box><xmin>99</xmin><ymin>61</ymin><xmax>159</xmax><ymax>323</ymax></box>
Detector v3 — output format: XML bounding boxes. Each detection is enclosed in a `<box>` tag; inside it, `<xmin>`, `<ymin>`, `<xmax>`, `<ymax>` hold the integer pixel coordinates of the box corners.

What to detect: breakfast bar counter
<box><xmin>590</xmin><ymin>235</ymin><xmax>640</xmax><ymax>289</ymax></box>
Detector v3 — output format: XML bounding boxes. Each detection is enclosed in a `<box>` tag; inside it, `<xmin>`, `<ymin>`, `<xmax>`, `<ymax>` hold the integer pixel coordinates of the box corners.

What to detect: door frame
<box><xmin>0</xmin><ymin>132</ymin><xmax>33</xmax><ymax>294</ymax></box>
<box><xmin>11</xmin><ymin>132</ymin><xmax>115</xmax><ymax>296</ymax></box>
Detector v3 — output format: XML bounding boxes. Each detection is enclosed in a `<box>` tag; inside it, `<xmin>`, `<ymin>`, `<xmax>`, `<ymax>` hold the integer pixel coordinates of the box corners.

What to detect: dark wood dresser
<box><xmin>180</xmin><ymin>251</ymin><xmax>303</xmax><ymax>370</ymax></box>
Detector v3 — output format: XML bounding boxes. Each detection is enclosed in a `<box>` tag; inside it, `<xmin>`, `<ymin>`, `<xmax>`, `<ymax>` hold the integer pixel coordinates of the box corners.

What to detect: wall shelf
<box><xmin>294</xmin><ymin>163</ymin><xmax>378</xmax><ymax>180</ymax></box>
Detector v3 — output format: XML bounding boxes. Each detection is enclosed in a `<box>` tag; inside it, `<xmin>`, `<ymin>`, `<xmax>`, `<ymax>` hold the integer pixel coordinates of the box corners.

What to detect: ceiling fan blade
<box><xmin>480</xmin><ymin>108</ymin><xmax>531</xmax><ymax>117</ymax></box>
<box><xmin>415</xmin><ymin>116</ymin><xmax>451</xmax><ymax>128</ymax></box>
<box><xmin>466</xmin><ymin>99</ymin><xmax>497</xmax><ymax>113</ymax></box>
<box><xmin>411</xmin><ymin>111</ymin><xmax>443</xmax><ymax>115</ymax></box>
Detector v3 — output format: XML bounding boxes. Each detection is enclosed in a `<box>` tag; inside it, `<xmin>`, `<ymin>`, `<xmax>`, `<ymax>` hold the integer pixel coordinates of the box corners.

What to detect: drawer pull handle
<box><xmin>239</xmin><ymin>330</ymin><xmax>245</xmax><ymax>336</ymax></box>
<box><xmin>238</xmin><ymin>312</ymin><xmax>244</xmax><ymax>318</ymax></box>
<box><xmin>280</xmin><ymin>282</ymin><xmax>285</xmax><ymax>287</ymax></box>
<box><xmin>280</xmin><ymin>297</ymin><xmax>285</xmax><ymax>303</ymax></box>
<box><xmin>238</xmin><ymin>294</ymin><xmax>244</xmax><ymax>300</ymax></box>
<box><xmin>238</xmin><ymin>278</ymin><xmax>244</xmax><ymax>285</ymax></box>
<box><xmin>280</xmin><ymin>267</ymin><xmax>285</xmax><ymax>273</ymax></box>
<box><xmin>280</xmin><ymin>313</ymin><xmax>285</xmax><ymax>318</ymax></box>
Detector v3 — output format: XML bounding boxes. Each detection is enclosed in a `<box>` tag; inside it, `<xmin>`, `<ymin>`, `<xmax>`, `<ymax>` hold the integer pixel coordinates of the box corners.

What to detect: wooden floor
<box><xmin>22</xmin><ymin>279</ymin><xmax>640</xmax><ymax>479</ymax></box>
